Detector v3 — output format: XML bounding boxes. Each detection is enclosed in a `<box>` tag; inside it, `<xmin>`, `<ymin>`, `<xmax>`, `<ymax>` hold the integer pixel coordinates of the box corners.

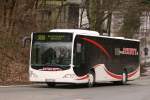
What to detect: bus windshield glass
<box><xmin>31</xmin><ymin>33</ymin><xmax>73</xmax><ymax>67</ymax></box>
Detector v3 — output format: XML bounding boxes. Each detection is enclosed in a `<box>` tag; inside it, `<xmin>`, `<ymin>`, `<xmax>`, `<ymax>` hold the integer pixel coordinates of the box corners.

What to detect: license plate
<box><xmin>45</xmin><ymin>79</ymin><xmax>55</xmax><ymax>82</ymax></box>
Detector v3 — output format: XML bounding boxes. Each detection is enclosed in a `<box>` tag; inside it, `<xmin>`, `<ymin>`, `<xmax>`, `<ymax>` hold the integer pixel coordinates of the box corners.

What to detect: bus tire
<box><xmin>113</xmin><ymin>71</ymin><xmax>127</xmax><ymax>85</ymax></box>
<box><xmin>47</xmin><ymin>82</ymin><xmax>56</xmax><ymax>87</ymax></box>
<box><xmin>122</xmin><ymin>71</ymin><xmax>128</xmax><ymax>85</ymax></box>
<box><xmin>87</xmin><ymin>70</ymin><xmax>95</xmax><ymax>87</ymax></box>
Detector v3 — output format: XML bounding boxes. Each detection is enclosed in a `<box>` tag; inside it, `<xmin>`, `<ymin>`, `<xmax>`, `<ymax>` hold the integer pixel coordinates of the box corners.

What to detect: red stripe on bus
<box><xmin>76</xmin><ymin>75</ymin><xmax>89</xmax><ymax>80</ymax></box>
<box><xmin>104</xmin><ymin>68</ymin><xmax>122</xmax><ymax>79</ymax></box>
<box><xmin>104</xmin><ymin>67</ymin><xmax>139</xmax><ymax>79</ymax></box>
<box><xmin>81</xmin><ymin>37</ymin><xmax>112</xmax><ymax>59</ymax></box>
<box><xmin>127</xmin><ymin>67</ymin><xmax>139</xmax><ymax>78</ymax></box>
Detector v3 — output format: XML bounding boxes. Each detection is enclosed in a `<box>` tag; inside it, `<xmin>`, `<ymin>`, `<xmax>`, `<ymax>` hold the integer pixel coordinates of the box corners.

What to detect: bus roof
<box><xmin>49</xmin><ymin>29</ymin><xmax>140</xmax><ymax>42</ymax></box>
<box><xmin>50</xmin><ymin>29</ymin><xmax>99</xmax><ymax>36</ymax></box>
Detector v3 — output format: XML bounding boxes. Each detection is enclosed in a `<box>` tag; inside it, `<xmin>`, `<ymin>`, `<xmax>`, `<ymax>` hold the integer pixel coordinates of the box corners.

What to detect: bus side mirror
<box><xmin>22</xmin><ymin>36</ymin><xmax>31</xmax><ymax>48</ymax></box>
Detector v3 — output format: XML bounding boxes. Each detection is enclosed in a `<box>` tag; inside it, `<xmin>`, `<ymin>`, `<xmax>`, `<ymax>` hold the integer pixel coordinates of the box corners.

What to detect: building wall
<box><xmin>36</xmin><ymin>0</ymin><xmax>80</xmax><ymax>30</ymax></box>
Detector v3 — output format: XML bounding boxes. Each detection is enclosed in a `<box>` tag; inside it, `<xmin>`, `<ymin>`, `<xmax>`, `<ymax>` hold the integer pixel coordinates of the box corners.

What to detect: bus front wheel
<box><xmin>87</xmin><ymin>71</ymin><xmax>95</xmax><ymax>87</ymax></box>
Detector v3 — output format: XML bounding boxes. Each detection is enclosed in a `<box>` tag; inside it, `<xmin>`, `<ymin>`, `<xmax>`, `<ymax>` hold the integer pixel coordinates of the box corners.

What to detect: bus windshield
<box><xmin>31</xmin><ymin>33</ymin><xmax>72</xmax><ymax>68</ymax></box>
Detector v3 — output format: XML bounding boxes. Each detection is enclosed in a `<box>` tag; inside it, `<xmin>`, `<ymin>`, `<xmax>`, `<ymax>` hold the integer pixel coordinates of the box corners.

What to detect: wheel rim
<box><xmin>88</xmin><ymin>73</ymin><xmax>94</xmax><ymax>87</ymax></box>
<box><xmin>122</xmin><ymin>72</ymin><xmax>127</xmax><ymax>84</ymax></box>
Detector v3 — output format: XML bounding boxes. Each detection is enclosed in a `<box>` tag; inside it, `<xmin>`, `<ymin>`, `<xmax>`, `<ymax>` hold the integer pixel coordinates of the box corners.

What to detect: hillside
<box><xmin>0</xmin><ymin>0</ymin><xmax>43</xmax><ymax>84</ymax></box>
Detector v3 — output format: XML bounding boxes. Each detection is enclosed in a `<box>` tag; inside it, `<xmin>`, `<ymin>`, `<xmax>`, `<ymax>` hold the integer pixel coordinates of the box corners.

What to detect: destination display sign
<box><xmin>33</xmin><ymin>32</ymin><xmax>72</xmax><ymax>42</ymax></box>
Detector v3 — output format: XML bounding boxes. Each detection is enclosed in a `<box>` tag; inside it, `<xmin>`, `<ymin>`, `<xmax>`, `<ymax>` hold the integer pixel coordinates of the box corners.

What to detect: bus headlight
<box><xmin>30</xmin><ymin>71</ymin><xmax>38</xmax><ymax>78</ymax></box>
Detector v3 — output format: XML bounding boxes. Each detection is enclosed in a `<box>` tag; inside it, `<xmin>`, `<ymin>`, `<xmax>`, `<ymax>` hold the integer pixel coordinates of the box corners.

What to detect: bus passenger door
<box><xmin>73</xmin><ymin>41</ymin><xmax>88</xmax><ymax>76</ymax></box>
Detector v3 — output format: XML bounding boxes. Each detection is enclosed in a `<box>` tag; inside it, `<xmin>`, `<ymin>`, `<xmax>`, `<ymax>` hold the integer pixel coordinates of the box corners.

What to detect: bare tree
<box><xmin>85</xmin><ymin>0</ymin><xmax>121</xmax><ymax>35</ymax></box>
<box><xmin>119</xmin><ymin>0</ymin><xmax>142</xmax><ymax>38</ymax></box>
<box><xmin>0</xmin><ymin>0</ymin><xmax>68</xmax><ymax>84</ymax></box>
<box><xmin>0</xmin><ymin>0</ymin><xmax>39</xmax><ymax>83</ymax></box>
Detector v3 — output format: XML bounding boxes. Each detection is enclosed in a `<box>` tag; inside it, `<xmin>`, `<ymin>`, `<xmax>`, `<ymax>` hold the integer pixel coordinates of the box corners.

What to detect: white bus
<box><xmin>28</xmin><ymin>29</ymin><xmax>140</xmax><ymax>87</ymax></box>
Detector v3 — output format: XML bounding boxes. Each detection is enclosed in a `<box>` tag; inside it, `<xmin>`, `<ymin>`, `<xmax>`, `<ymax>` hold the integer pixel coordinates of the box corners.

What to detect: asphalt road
<box><xmin>0</xmin><ymin>76</ymin><xmax>150</xmax><ymax>100</ymax></box>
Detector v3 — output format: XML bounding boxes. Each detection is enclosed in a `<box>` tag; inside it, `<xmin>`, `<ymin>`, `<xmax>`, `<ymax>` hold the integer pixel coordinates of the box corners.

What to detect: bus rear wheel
<box><xmin>113</xmin><ymin>71</ymin><xmax>127</xmax><ymax>85</ymax></box>
<box><xmin>87</xmin><ymin>71</ymin><xmax>95</xmax><ymax>87</ymax></box>
<box><xmin>122</xmin><ymin>71</ymin><xmax>128</xmax><ymax>85</ymax></box>
<box><xmin>47</xmin><ymin>82</ymin><xmax>56</xmax><ymax>87</ymax></box>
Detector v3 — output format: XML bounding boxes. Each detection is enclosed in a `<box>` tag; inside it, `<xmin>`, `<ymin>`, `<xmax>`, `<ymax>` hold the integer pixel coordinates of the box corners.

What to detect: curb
<box><xmin>0</xmin><ymin>85</ymin><xmax>32</xmax><ymax>88</ymax></box>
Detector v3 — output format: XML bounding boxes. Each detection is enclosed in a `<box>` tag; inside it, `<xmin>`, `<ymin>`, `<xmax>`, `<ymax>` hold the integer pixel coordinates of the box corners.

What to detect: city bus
<box><xmin>28</xmin><ymin>29</ymin><xmax>140</xmax><ymax>87</ymax></box>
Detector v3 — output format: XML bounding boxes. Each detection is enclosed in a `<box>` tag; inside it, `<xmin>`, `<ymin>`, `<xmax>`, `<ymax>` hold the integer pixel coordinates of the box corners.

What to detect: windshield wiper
<box><xmin>31</xmin><ymin>63</ymin><xmax>70</xmax><ymax>69</ymax></box>
<box><xmin>31</xmin><ymin>64</ymin><xmax>43</xmax><ymax>66</ymax></box>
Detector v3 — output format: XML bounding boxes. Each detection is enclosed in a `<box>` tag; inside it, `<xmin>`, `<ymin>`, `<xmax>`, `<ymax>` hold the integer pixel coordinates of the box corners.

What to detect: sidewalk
<box><xmin>141</xmin><ymin>66</ymin><xmax>150</xmax><ymax>79</ymax></box>
<box><xmin>139</xmin><ymin>67</ymin><xmax>150</xmax><ymax>85</ymax></box>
